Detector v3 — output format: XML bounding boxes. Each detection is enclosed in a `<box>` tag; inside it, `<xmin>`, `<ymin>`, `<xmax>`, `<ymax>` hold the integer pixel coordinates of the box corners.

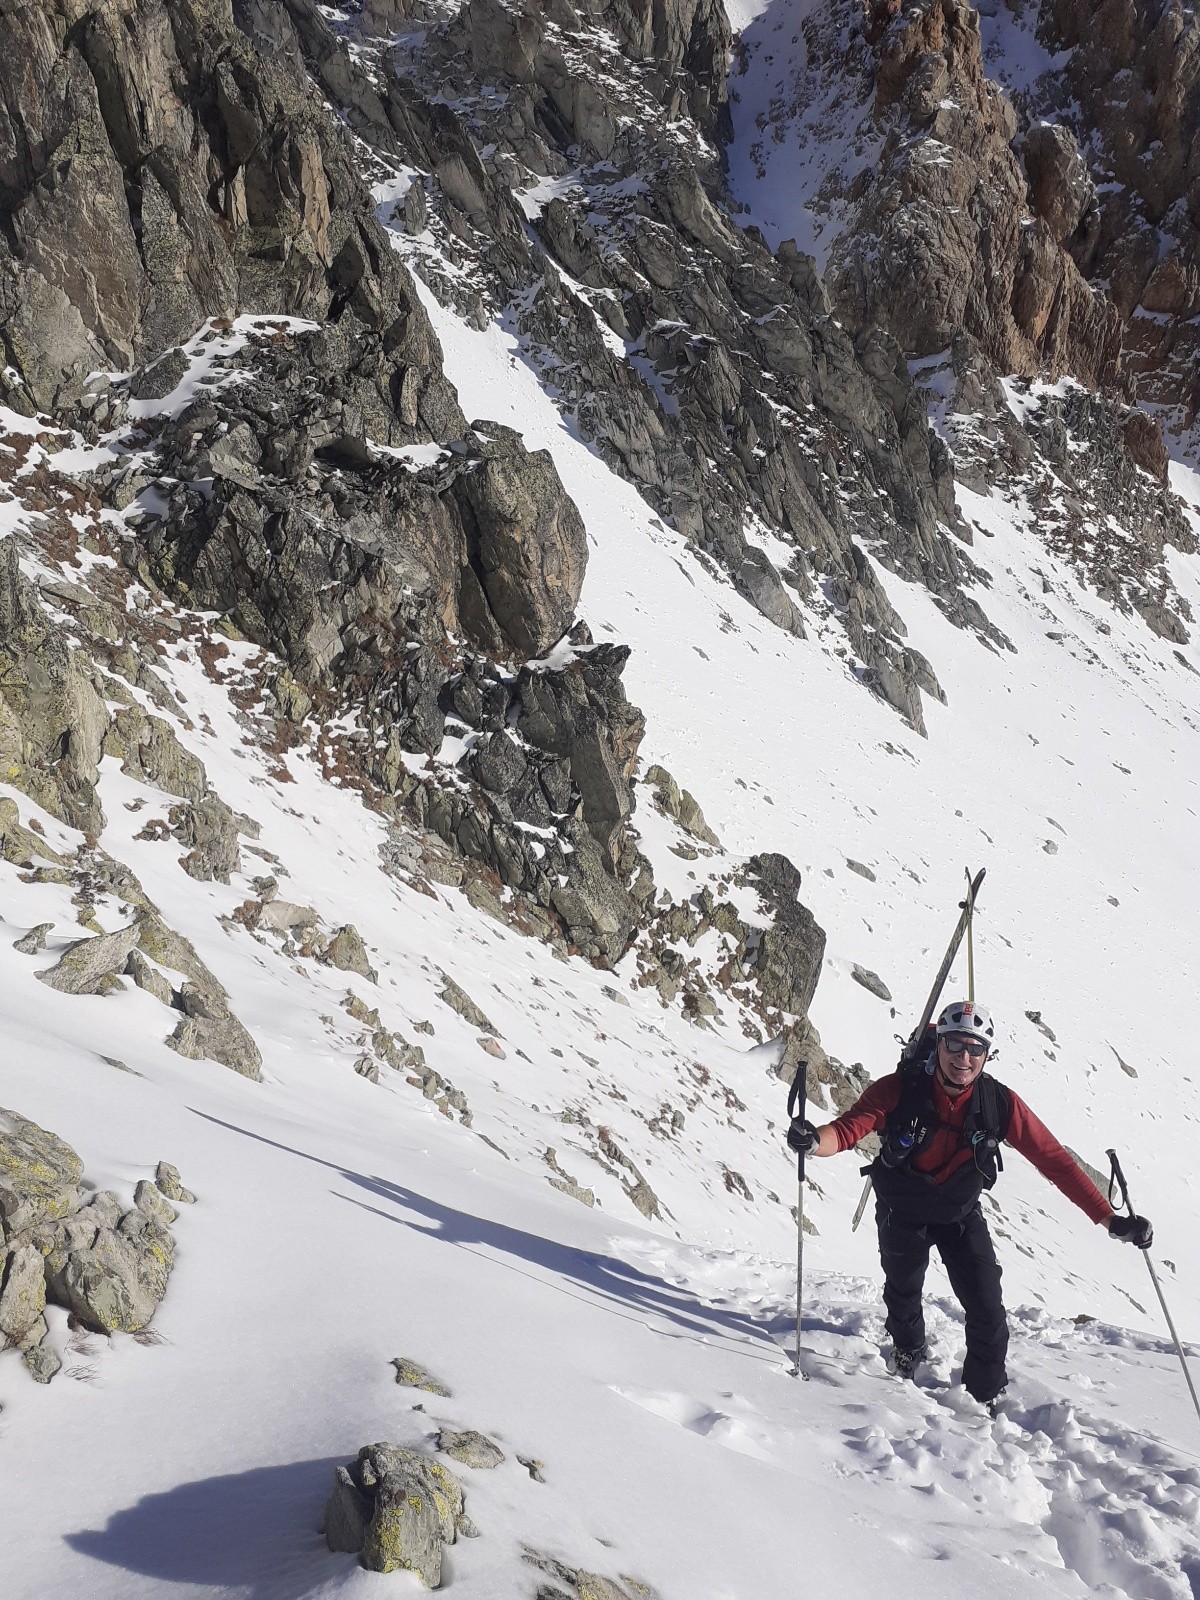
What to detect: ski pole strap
<box><xmin>1106</xmin><ymin>1147</ymin><xmax>1134</xmax><ymax>1213</ymax></box>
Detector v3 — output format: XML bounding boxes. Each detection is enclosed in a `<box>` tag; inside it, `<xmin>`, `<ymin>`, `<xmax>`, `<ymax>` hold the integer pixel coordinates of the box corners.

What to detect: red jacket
<box><xmin>830</xmin><ymin>1072</ymin><xmax>1114</xmax><ymax>1224</ymax></box>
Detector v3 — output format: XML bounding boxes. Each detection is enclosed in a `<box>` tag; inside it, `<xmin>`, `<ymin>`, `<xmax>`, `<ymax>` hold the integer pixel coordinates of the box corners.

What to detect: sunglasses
<box><xmin>941</xmin><ymin>1035</ymin><xmax>988</xmax><ymax>1059</ymax></box>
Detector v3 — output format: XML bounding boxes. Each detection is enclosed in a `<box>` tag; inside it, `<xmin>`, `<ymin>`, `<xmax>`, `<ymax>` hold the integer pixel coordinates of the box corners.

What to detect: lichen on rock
<box><xmin>324</xmin><ymin>1441</ymin><xmax>474</xmax><ymax>1585</ymax></box>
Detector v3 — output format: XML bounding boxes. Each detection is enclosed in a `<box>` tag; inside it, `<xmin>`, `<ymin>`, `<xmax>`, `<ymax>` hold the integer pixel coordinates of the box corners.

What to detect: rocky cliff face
<box><xmin>0</xmin><ymin>0</ymin><xmax>857</xmax><ymax>1054</ymax></box>
<box><xmin>825</xmin><ymin>0</ymin><xmax>1122</xmax><ymax>390</ymax></box>
<box><xmin>726</xmin><ymin>0</ymin><xmax>1198</xmax><ymax>640</ymax></box>
<box><xmin>3</xmin><ymin>0</ymin><xmax>1200</xmax><ymax>1177</ymax></box>
<box><xmin>304</xmin><ymin>0</ymin><xmax>992</xmax><ymax>731</ymax></box>
<box><xmin>1034</xmin><ymin>0</ymin><xmax>1200</xmax><ymax>428</ymax></box>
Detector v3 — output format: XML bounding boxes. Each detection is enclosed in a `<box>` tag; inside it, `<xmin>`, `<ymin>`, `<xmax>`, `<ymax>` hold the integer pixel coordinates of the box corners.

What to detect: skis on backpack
<box><xmin>851</xmin><ymin>868</ymin><xmax>986</xmax><ymax>1232</ymax></box>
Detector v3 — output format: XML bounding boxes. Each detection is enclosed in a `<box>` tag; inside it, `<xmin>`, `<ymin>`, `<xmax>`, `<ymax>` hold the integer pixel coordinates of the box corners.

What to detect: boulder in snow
<box><xmin>437</xmin><ymin>1429</ymin><xmax>505</xmax><ymax>1470</ymax></box>
<box><xmin>324</xmin><ymin>1442</ymin><xmax>474</xmax><ymax>1584</ymax></box>
<box><xmin>36</xmin><ymin>923</ymin><xmax>140</xmax><ymax>995</ymax></box>
<box><xmin>320</xmin><ymin>924</ymin><xmax>378</xmax><ymax>984</ymax></box>
<box><xmin>851</xmin><ymin>964</ymin><xmax>893</xmax><ymax>1003</ymax></box>
<box><xmin>154</xmin><ymin>1162</ymin><xmax>196</xmax><ymax>1204</ymax></box>
<box><xmin>437</xmin><ymin>975</ymin><xmax>497</xmax><ymax>1035</ymax></box>
<box><xmin>0</xmin><ymin>1244</ymin><xmax>47</xmax><ymax>1343</ymax></box>
<box><xmin>392</xmin><ymin>1356</ymin><xmax>451</xmax><ymax>1396</ymax></box>
<box><xmin>0</xmin><ymin>1107</ymin><xmax>84</xmax><ymax>1235</ymax></box>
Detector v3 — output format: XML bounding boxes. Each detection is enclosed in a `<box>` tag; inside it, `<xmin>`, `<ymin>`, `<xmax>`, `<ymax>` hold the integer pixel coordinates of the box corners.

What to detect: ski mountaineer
<box><xmin>786</xmin><ymin>1000</ymin><xmax>1154</xmax><ymax>1412</ymax></box>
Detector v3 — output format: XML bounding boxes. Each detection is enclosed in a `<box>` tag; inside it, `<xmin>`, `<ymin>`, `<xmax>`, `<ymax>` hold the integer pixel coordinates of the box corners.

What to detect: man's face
<box><xmin>936</xmin><ymin>1032</ymin><xmax>988</xmax><ymax>1092</ymax></box>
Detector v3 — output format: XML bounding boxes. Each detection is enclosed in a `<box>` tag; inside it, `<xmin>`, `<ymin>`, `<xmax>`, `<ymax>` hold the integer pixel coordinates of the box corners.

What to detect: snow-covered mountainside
<box><xmin>2</xmin><ymin>1</ymin><xmax>1200</xmax><ymax>1596</ymax></box>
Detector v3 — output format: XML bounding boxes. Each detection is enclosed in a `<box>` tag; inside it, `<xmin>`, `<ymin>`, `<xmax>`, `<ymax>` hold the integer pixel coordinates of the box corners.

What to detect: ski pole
<box><xmin>787</xmin><ymin>1067</ymin><xmax>808</xmax><ymax>1380</ymax></box>
<box><xmin>1107</xmin><ymin>1148</ymin><xmax>1200</xmax><ymax>1431</ymax></box>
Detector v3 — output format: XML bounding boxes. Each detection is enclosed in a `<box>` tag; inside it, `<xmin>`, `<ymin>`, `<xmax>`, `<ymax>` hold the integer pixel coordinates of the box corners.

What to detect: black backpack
<box><xmin>874</xmin><ymin>1037</ymin><xmax>1012</xmax><ymax>1190</ymax></box>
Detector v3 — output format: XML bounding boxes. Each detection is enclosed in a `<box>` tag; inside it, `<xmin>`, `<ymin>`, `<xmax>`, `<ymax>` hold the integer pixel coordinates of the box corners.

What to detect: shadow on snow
<box><xmin>65</xmin><ymin>1456</ymin><xmax>346</xmax><ymax>1597</ymax></box>
<box><xmin>191</xmin><ymin>1109</ymin><xmax>788</xmax><ymax>1361</ymax></box>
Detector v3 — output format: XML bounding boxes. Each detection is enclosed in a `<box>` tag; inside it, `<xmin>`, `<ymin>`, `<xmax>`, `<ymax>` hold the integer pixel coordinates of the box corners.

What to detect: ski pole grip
<box><xmin>788</xmin><ymin>1065</ymin><xmax>807</xmax><ymax>1179</ymax></box>
<box><xmin>1106</xmin><ymin>1148</ymin><xmax>1134</xmax><ymax>1214</ymax></box>
<box><xmin>787</xmin><ymin>1063</ymin><xmax>806</xmax><ymax>1122</ymax></box>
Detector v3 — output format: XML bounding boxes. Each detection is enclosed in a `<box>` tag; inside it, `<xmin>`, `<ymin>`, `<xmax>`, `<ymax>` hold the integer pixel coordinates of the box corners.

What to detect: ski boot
<box><xmin>887</xmin><ymin>1344</ymin><xmax>927</xmax><ymax>1380</ymax></box>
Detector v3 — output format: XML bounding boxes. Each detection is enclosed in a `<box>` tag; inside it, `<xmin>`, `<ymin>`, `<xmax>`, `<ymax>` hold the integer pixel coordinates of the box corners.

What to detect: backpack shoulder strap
<box><xmin>974</xmin><ymin>1073</ymin><xmax>1012</xmax><ymax>1141</ymax></box>
<box><xmin>960</xmin><ymin>1072</ymin><xmax>1010</xmax><ymax>1186</ymax></box>
<box><xmin>892</xmin><ymin>1052</ymin><xmax>935</xmax><ymax>1115</ymax></box>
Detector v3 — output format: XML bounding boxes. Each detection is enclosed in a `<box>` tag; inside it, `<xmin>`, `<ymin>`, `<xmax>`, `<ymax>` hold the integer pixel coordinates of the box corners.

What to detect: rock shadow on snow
<box><xmin>65</xmin><ymin>1456</ymin><xmax>347</xmax><ymax>1597</ymax></box>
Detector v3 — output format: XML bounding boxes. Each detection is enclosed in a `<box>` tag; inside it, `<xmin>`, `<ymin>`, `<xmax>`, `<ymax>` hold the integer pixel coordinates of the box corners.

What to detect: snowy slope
<box><xmin>4</xmin><ymin>4</ymin><xmax>1200</xmax><ymax>1592</ymax></box>
<box><xmin>4</xmin><ymin>282</ymin><xmax>1200</xmax><ymax>1598</ymax></box>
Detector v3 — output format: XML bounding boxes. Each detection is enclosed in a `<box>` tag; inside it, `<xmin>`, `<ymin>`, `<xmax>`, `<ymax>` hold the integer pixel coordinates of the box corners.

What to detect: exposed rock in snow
<box><xmin>438</xmin><ymin>974</ymin><xmax>498</xmax><ymax>1034</ymax></box>
<box><xmin>0</xmin><ymin>1110</ymin><xmax>184</xmax><ymax>1369</ymax></box>
<box><xmin>436</xmin><ymin>1427</ymin><xmax>505</xmax><ymax>1469</ymax></box>
<box><xmin>153</xmin><ymin>1162</ymin><xmax>195</xmax><ymax>1205</ymax></box>
<box><xmin>524</xmin><ymin>1546</ymin><xmax>662</xmax><ymax>1600</ymax></box>
<box><xmin>644</xmin><ymin>764</ymin><xmax>720</xmax><ymax>848</ymax></box>
<box><xmin>742</xmin><ymin>854</ymin><xmax>826</xmax><ymax>1020</ymax></box>
<box><xmin>0</xmin><ymin>541</ymin><xmax>107</xmax><ymax>835</ymax></box>
<box><xmin>0</xmin><ymin>1107</ymin><xmax>85</xmax><ymax>1236</ymax></box>
<box><xmin>11</xmin><ymin>922</ymin><xmax>53</xmax><ymax>955</ymax></box>
<box><xmin>36</xmin><ymin>923</ymin><xmax>141</xmax><ymax>996</ymax></box>
<box><xmin>324</xmin><ymin>1441</ymin><xmax>474</xmax><ymax>1583</ymax></box>
<box><xmin>320</xmin><ymin>923</ymin><xmax>378</xmax><ymax>983</ymax></box>
<box><xmin>0</xmin><ymin>1245</ymin><xmax>47</xmax><ymax>1347</ymax></box>
<box><xmin>851</xmin><ymin>963</ymin><xmax>893</xmax><ymax>1002</ymax></box>
<box><xmin>392</xmin><ymin>1357</ymin><xmax>453</xmax><ymax>1397</ymax></box>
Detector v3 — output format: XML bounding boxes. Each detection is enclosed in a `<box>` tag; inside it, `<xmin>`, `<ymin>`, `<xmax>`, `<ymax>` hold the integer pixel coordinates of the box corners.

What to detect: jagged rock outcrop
<box><xmin>920</xmin><ymin>330</ymin><xmax>1194</xmax><ymax>638</ymax></box>
<box><xmin>825</xmin><ymin>0</ymin><xmax>1121</xmax><ymax>390</ymax></box>
<box><xmin>0</xmin><ymin>0</ymin><xmax>449</xmax><ymax>428</ymax></box>
<box><xmin>134</xmin><ymin>344</ymin><xmax>587</xmax><ymax>676</ymax></box>
<box><xmin>1015</xmin><ymin>380</ymin><xmax>1195</xmax><ymax>637</ymax></box>
<box><xmin>742</xmin><ymin>854</ymin><xmax>827</xmax><ymax>1020</ymax></box>
<box><xmin>271</xmin><ymin>0</ymin><xmax>995</xmax><ymax>731</ymax></box>
<box><xmin>0</xmin><ymin>539</ymin><xmax>107</xmax><ymax>835</ymax></box>
<box><xmin>514</xmin><ymin>642</ymin><xmax>645</xmax><ymax>866</ymax></box>
<box><xmin>1036</xmin><ymin>0</ymin><xmax>1200</xmax><ymax>422</ymax></box>
<box><xmin>0</xmin><ymin>1109</ymin><xmax>187</xmax><ymax>1378</ymax></box>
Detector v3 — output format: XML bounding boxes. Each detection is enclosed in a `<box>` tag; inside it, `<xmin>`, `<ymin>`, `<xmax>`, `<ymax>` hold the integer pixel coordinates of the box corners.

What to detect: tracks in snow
<box><xmin>612</xmin><ymin>1237</ymin><xmax>1200</xmax><ymax>1599</ymax></box>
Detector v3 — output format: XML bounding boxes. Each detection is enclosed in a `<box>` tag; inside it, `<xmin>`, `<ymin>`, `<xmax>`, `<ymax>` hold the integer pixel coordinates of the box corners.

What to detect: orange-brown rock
<box><xmin>825</xmin><ymin>0</ymin><xmax>1122</xmax><ymax>390</ymax></box>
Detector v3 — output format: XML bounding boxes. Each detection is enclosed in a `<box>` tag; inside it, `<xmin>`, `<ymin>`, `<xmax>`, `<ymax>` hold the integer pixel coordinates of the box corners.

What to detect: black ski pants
<box><xmin>876</xmin><ymin>1202</ymin><xmax>1008</xmax><ymax>1402</ymax></box>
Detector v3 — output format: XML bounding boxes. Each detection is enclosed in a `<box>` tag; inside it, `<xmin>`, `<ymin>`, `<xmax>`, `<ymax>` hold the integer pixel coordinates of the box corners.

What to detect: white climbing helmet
<box><xmin>936</xmin><ymin>999</ymin><xmax>995</xmax><ymax>1050</ymax></box>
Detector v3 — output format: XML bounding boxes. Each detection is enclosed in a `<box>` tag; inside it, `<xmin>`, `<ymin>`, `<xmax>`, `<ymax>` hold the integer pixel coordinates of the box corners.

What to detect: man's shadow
<box><xmin>66</xmin><ymin>1113</ymin><xmax>788</xmax><ymax>1589</ymax></box>
<box><xmin>192</xmin><ymin>1110</ymin><xmax>787</xmax><ymax>1355</ymax></box>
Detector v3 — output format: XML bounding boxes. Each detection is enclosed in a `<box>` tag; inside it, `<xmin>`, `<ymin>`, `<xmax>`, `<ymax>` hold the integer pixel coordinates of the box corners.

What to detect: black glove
<box><xmin>1109</xmin><ymin>1213</ymin><xmax>1153</xmax><ymax>1249</ymax></box>
<box><xmin>787</xmin><ymin>1119</ymin><xmax>821</xmax><ymax>1157</ymax></box>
